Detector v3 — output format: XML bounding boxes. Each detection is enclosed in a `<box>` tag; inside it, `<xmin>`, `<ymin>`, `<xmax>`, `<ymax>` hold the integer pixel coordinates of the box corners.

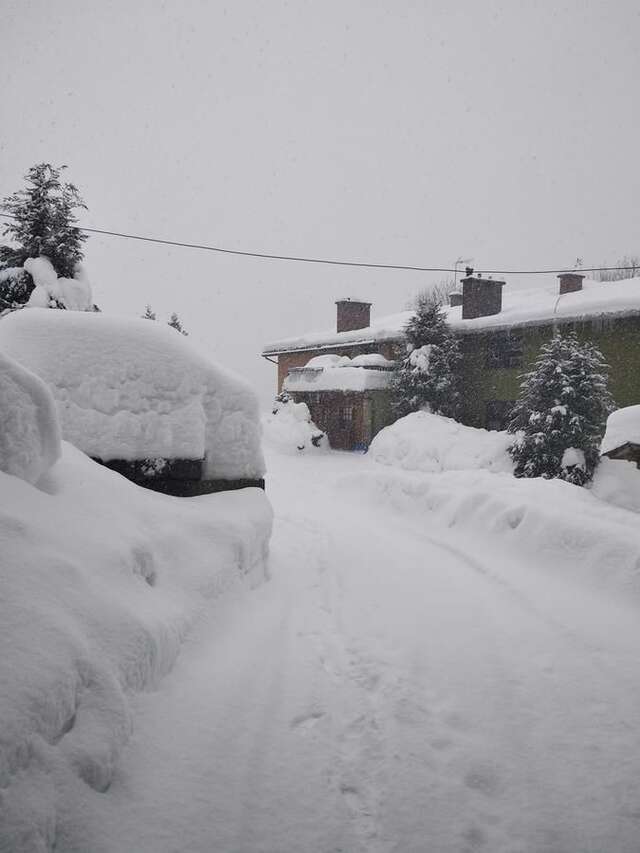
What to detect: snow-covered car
<box><xmin>0</xmin><ymin>308</ymin><xmax>265</xmax><ymax>494</ymax></box>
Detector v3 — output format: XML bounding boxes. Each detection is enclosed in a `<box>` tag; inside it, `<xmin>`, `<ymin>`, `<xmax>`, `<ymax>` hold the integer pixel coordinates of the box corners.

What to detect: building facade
<box><xmin>263</xmin><ymin>274</ymin><xmax>640</xmax><ymax>448</ymax></box>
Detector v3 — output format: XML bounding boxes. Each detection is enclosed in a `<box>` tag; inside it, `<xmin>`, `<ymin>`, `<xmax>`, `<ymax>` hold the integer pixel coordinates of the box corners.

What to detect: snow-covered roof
<box><xmin>284</xmin><ymin>353</ymin><xmax>393</xmax><ymax>393</ymax></box>
<box><xmin>0</xmin><ymin>309</ymin><xmax>265</xmax><ymax>479</ymax></box>
<box><xmin>263</xmin><ymin>276</ymin><xmax>640</xmax><ymax>355</ymax></box>
<box><xmin>601</xmin><ymin>405</ymin><xmax>640</xmax><ymax>454</ymax></box>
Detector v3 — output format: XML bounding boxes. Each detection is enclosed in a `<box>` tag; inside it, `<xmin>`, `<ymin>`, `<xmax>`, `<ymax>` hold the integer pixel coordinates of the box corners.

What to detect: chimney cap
<box><xmin>557</xmin><ymin>272</ymin><xmax>585</xmax><ymax>280</ymax></box>
<box><xmin>335</xmin><ymin>297</ymin><xmax>372</xmax><ymax>305</ymax></box>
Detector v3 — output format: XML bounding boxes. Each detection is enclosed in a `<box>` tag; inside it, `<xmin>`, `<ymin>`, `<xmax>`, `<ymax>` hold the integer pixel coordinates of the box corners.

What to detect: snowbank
<box><xmin>0</xmin><ymin>309</ymin><xmax>265</xmax><ymax>480</ymax></box>
<box><xmin>342</xmin><ymin>464</ymin><xmax>640</xmax><ymax>602</ymax></box>
<box><xmin>601</xmin><ymin>405</ymin><xmax>640</xmax><ymax>454</ymax></box>
<box><xmin>24</xmin><ymin>256</ymin><xmax>94</xmax><ymax>311</ymax></box>
<box><xmin>0</xmin><ymin>351</ymin><xmax>61</xmax><ymax>483</ymax></box>
<box><xmin>369</xmin><ymin>411</ymin><xmax>513</xmax><ymax>474</ymax></box>
<box><xmin>592</xmin><ymin>457</ymin><xmax>640</xmax><ymax>513</ymax></box>
<box><xmin>0</xmin><ymin>443</ymin><xmax>272</xmax><ymax>852</ymax></box>
<box><xmin>262</xmin><ymin>396</ymin><xmax>327</xmax><ymax>453</ymax></box>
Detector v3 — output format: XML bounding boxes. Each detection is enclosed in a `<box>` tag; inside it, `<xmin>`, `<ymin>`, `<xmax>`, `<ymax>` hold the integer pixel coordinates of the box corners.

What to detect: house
<box><xmin>262</xmin><ymin>273</ymin><xmax>640</xmax><ymax>449</ymax></box>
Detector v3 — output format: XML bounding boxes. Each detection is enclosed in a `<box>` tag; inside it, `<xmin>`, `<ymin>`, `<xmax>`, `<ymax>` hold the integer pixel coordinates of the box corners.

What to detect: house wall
<box><xmin>291</xmin><ymin>389</ymin><xmax>394</xmax><ymax>450</ymax></box>
<box><xmin>460</xmin><ymin>315</ymin><xmax>640</xmax><ymax>428</ymax></box>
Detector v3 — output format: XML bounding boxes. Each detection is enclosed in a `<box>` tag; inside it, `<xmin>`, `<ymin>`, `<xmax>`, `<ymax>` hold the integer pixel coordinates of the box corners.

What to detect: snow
<box><xmin>561</xmin><ymin>446</ymin><xmax>586</xmax><ymax>470</ymax></box>
<box><xmin>262</xmin><ymin>397</ymin><xmax>327</xmax><ymax>453</ymax></box>
<box><xmin>350</xmin><ymin>353</ymin><xmax>393</xmax><ymax>367</ymax></box>
<box><xmin>24</xmin><ymin>256</ymin><xmax>94</xmax><ymax>311</ymax></box>
<box><xmin>263</xmin><ymin>275</ymin><xmax>640</xmax><ymax>354</ymax></box>
<box><xmin>284</xmin><ymin>356</ymin><xmax>392</xmax><ymax>393</ymax></box>
<box><xmin>601</xmin><ymin>404</ymin><xmax>640</xmax><ymax>453</ymax></box>
<box><xmin>0</xmin><ymin>350</ymin><xmax>61</xmax><ymax>483</ymax></box>
<box><xmin>51</xmin><ymin>443</ymin><xmax>640</xmax><ymax>853</ymax></box>
<box><xmin>0</xmin><ymin>308</ymin><xmax>265</xmax><ymax>479</ymax></box>
<box><xmin>408</xmin><ymin>343</ymin><xmax>432</xmax><ymax>372</ymax></box>
<box><xmin>592</xmin><ymin>457</ymin><xmax>640</xmax><ymax>513</ymax></box>
<box><xmin>0</xmin><ymin>442</ymin><xmax>272</xmax><ymax>852</ymax></box>
<box><xmin>369</xmin><ymin>410</ymin><xmax>513</xmax><ymax>474</ymax></box>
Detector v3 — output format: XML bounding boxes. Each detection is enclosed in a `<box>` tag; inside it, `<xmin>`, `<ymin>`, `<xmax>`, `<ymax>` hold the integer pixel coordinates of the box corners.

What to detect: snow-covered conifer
<box><xmin>0</xmin><ymin>164</ymin><xmax>87</xmax><ymax>306</ymax></box>
<box><xmin>508</xmin><ymin>332</ymin><xmax>614</xmax><ymax>485</ymax></box>
<box><xmin>392</xmin><ymin>293</ymin><xmax>462</xmax><ymax>419</ymax></box>
<box><xmin>142</xmin><ymin>305</ymin><xmax>157</xmax><ymax>320</ymax></box>
<box><xmin>168</xmin><ymin>312</ymin><xmax>188</xmax><ymax>336</ymax></box>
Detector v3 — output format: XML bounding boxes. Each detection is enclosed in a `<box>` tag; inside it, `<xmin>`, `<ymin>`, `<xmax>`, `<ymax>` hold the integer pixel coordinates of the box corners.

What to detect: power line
<box><xmin>0</xmin><ymin>212</ymin><xmax>638</xmax><ymax>276</ymax></box>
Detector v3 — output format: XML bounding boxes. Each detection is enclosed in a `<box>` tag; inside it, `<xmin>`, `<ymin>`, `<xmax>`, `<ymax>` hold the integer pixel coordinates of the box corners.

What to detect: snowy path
<box><xmin>72</xmin><ymin>450</ymin><xmax>640</xmax><ymax>853</ymax></box>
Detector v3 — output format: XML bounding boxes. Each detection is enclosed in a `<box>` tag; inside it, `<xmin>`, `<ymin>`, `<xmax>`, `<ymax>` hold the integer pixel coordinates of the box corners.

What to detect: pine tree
<box><xmin>142</xmin><ymin>305</ymin><xmax>157</xmax><ymax>320</ymax></box>
<box><xmin>508</xmin><ymin>332</ymin><xmax>614</xmax><ymax>485</ymax></box>
<box><xmin>392</xmin><ymin>293</ymin><xmax>462</xmax><ymax>419</ymax></box>
<box><xmin>167</xmin><ymin>312</ymin><xmax>188</xmax><ymax>336</ymax></box>
<box><xmin>0</xmin><ymin>164</ymin><xmax>88</xmax><ymax>306</ymax></box>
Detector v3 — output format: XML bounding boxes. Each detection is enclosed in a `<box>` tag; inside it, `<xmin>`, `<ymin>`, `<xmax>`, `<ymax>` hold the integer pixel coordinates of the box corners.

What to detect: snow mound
<box><xmin>305</xmin><ymin>354</ymin><xmax>351</xmax><ymax>368</ymax></box>
<box><xmin>370</xmin><ymin>411</ymin><xmax>513</xmax><ymax>474</ymax></box>
<box><xmin>350</xmin><ymin>353</ymin><xmax>393</xmax><ymax>367</ymax></box>
<box><xmin>262</xmin><ymin>396</ymin><xmax>327</xmax><ymax>453</ymax></box>
<box><xmin>601</xmin><ymin>405</ymin><xmax>640</xmax><ymax>454</ymax></box>
<box><xmin>24</xmin><ymin>256</ymin><xmax>94</xmax><ymax>311</ymax></box>
<box><xmin>592</xmin><ymin>457</ymin><xmax>640</xmax><ymax>513</ymax></box>
<box><xmin>0</xmin><ymin>443</ymin><xmax>272</xmax><ymax>852</ymax></box>
<box><xmin>341</xmin><ymin>465</ymin><xmax>640</xmax><ymax>602</ymax></box>
<box><xmin>0</xmin><ymin>308</ymin><xmax>264</xmax><ymax>479</ymax></box>
<box><xmin>0</xmin><ymin>350</ymin><xmax>61</xmax><ymax>483</ymax></box>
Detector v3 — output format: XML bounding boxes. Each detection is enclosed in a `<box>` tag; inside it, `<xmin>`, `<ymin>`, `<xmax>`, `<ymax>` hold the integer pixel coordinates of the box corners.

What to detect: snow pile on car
<box><xmin>369</xmin><ymin>410</ymin><xmax>513</xmax><ymax>474</ymax></box>
<box><xmin>262</xmin><ymin>394</ymin><xmax>327</xmax><ymax>453</ymax></box>
<box><xmin>0</xmin><ymin>442</ymin><xmax>272</xmax><ymax>852</ymax></box>
<box><xmin>0</xmin><ymin>308</ymin><xmax>264</xmax><ymax>480</ymax></box>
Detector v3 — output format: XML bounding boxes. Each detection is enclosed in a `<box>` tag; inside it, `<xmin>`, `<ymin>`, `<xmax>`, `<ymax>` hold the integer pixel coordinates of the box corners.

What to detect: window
<box><xmin>485</xmin><ymin>331</ymin><xmax>524</xmax><ymax>369</ymax></box>
<box><xmin>485</xmin><ymin>400</ymin><xmax>516</xmax><ymax>432</ymax></box>
<box><xmin>338</xmin><ymin>406</ymin><xmax>354</xmax><ymax>428</ymax></box>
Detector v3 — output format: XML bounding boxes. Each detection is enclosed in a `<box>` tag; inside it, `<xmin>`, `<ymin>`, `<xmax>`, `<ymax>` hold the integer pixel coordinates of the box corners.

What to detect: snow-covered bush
<box><xmin>508</xmin><ymin>332</ymin><xmax>613</xmax><ymax>485</ymax></box>
<box><xmin>370</xmin><ymin>411</ymin><xmax>513</xmax><ymax>474</ymax></box>
<box><xmin>392</xmin><ymin>295</ymin><xmax>461</xmax><ymax>419</ymax></box>
<box><xmin>0</xmin><ymin>309</ymin><xmax>265</xmax><ymax>480</ymax></box>
<box><xmin>0</xmin><ymin>443</ymin><xmax>272</xmax><ymax>852</ymax></box>
<box><xmin>0</xmin><ymin>163</ymin><xmax>89</xmax><ymax>309</ymax></box>
<box><xmin>262</xmin><ymin>391</ymin><xmax>327</xmax><ymax>453</ymax></box>
<box><xmin>0</xmin><ymin>351</ymin><xmax>61</xmax><ymax>483</ymax></box>
<box><xmin>24</xmin><ymin>256</ymin><xmax>93</xmax><ymax>311</ymax></box>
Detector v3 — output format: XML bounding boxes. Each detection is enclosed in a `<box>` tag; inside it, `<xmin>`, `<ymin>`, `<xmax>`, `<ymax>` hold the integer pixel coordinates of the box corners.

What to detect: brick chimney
<box><xmin>449</xmin><ymin>291</ymin><xmax>463</xmax><ymax>307</ymax></box>
<box><xmin>336</xmin><ymin>299</ymin><xmax>371</xmax><ymax>333</ymax></box>
<box><xmin>558</xmin><ymin>272</ymin><xmax>584</xmax><ymax>294</ymax></box>
<box><xmin>460</xmin><ymin>273</ymin><xmax>505</xmax><ymax>319</ymax></box>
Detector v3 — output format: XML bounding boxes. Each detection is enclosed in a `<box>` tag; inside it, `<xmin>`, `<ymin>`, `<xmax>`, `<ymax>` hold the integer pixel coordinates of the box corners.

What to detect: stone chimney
<box><xmin>558</xmin><ymin>272</ymin><xmax>584</xmax><ymax>295</ymax></box>
<box><xmin>336</xmin><ymin>299</ymin><xmax>371</xmax><ymax>333</ymax></box>
<box><xmin>449</xmin><ymin>291</ymin><xmax>463</xmax><ymax>307</ymax></box>
<box><xmin>460</xmin><ymin>273</ymin><xmax>505</xmax><ymax>319</ymax></box>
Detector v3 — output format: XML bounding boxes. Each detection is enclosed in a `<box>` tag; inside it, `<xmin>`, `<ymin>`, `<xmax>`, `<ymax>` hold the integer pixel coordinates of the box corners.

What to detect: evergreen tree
<box><xmin>0</xmin><ymin>164</ymin><xmax>88</xmax><ymax>306</ymax></box>
<box><xmin>142</xmin><ymin>305</ymin><xmax>157</xmax><ymax>320</ymax></box>
<box><xmin>392</xmin><ymin>293</ymin><xmax>462</xmax><ymax>419</ymax></box>
<box><xmin>508</xmin><ymin>332</ymin><xmax>614</xmax><ymax>486</ymax></box>
<box><xmin>167</xmin><ymin>312</ymin><xmax>188</xmax><ymax>336</ymax></box>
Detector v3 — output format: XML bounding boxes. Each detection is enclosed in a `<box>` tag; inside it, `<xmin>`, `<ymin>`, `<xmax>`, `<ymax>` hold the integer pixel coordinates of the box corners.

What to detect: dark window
<box><xmin>338</xmin><ymin>405</ymin><xmax>354</xmax><ymax>428</ymax></box>
<box><xmin>485</xmin><ymin>331</ymin><xmax>524</xmax><ymax>369</ymax></box>
<box><xmin>485</xmin><ymin>400</ymin><xmax>516</xmax><ymax>432</ymax></box>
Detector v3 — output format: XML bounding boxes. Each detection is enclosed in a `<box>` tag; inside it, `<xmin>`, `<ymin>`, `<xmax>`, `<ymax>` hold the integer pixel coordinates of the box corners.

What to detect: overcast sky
<box><xmin>1</xmin><ymin>0</ymin><xmax>638</xmax><ymax>403</ymax></box>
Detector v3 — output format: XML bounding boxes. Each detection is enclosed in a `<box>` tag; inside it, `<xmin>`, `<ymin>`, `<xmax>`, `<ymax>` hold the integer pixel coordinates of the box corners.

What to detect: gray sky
<box><xmin>1</xmin><ymin>0</ymin><xmax>638</xmax><ymax>404</ymax></box>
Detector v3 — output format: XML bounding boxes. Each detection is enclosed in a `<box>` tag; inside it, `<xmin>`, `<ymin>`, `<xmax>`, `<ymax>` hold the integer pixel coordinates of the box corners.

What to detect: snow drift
<box><xmin>0</xmin><ymin>350</ymin><xmax>61</xmax><ymax>483</ymax></box>
<box><xmin>0</xmin><ymin>308</ymin><xmax>265</xmax><ymax>480</ymax></box>
<box><xmin>0</xmin><ymin>443</ymin><xmax>272</xmax><ymax>852</ymax></box>
<box><xmin>369</xmin><ymin>410</ymin><xmax>513</xmax><ymax>474</ymax></box>
<box><xmin>262</xmin><ymin>396</ymin><xmax>327</xmax><ymax>453</ymax></box>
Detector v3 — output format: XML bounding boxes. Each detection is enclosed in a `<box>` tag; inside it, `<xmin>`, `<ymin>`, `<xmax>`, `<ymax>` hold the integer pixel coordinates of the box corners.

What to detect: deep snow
<box><xmin>46</xmin><ymin>443</ymin><xmax>640</xmax><ymax>853</ymax></box>
<box><xmin>0</xmin><ymin>308</ymin><xmax>265</xmax><ymax>479</ymax></box>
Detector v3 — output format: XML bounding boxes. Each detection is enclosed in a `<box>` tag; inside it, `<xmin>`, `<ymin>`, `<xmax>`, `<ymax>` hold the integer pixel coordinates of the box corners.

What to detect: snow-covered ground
<box><xmin>38</xmin><ymin>440</ymin><xmax>640</xmax><ymax>853</ymax></box>
<box><xmin>0</xmin><ymin>445</ymin><xmax>271</xmax><ymax>852</ymax></box>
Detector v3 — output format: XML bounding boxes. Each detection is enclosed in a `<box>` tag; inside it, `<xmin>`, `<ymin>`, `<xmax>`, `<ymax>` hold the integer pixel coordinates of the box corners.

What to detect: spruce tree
<box><xmin>508</xmin><ymin>332</ymin><xmax>614</xmax><ymax>485</ymax></box>
<box><xmin>392</xmin><ymin>293</ymin><xmax>462</xmax><ymax>419</ymax></box>
<box><xmin>167</xmin><ymin>312</ymin><xmax>188</xmax><ymax>336</ymax></box>
<box><xmin>142</xmin><ymin>305</ymin><xmax>157</xmax><ymax>320</ymax></box>
<box><xmin>0</xmin><ymin>164</ymin><xmax>87</xmax><ymax>306</ymax></box>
